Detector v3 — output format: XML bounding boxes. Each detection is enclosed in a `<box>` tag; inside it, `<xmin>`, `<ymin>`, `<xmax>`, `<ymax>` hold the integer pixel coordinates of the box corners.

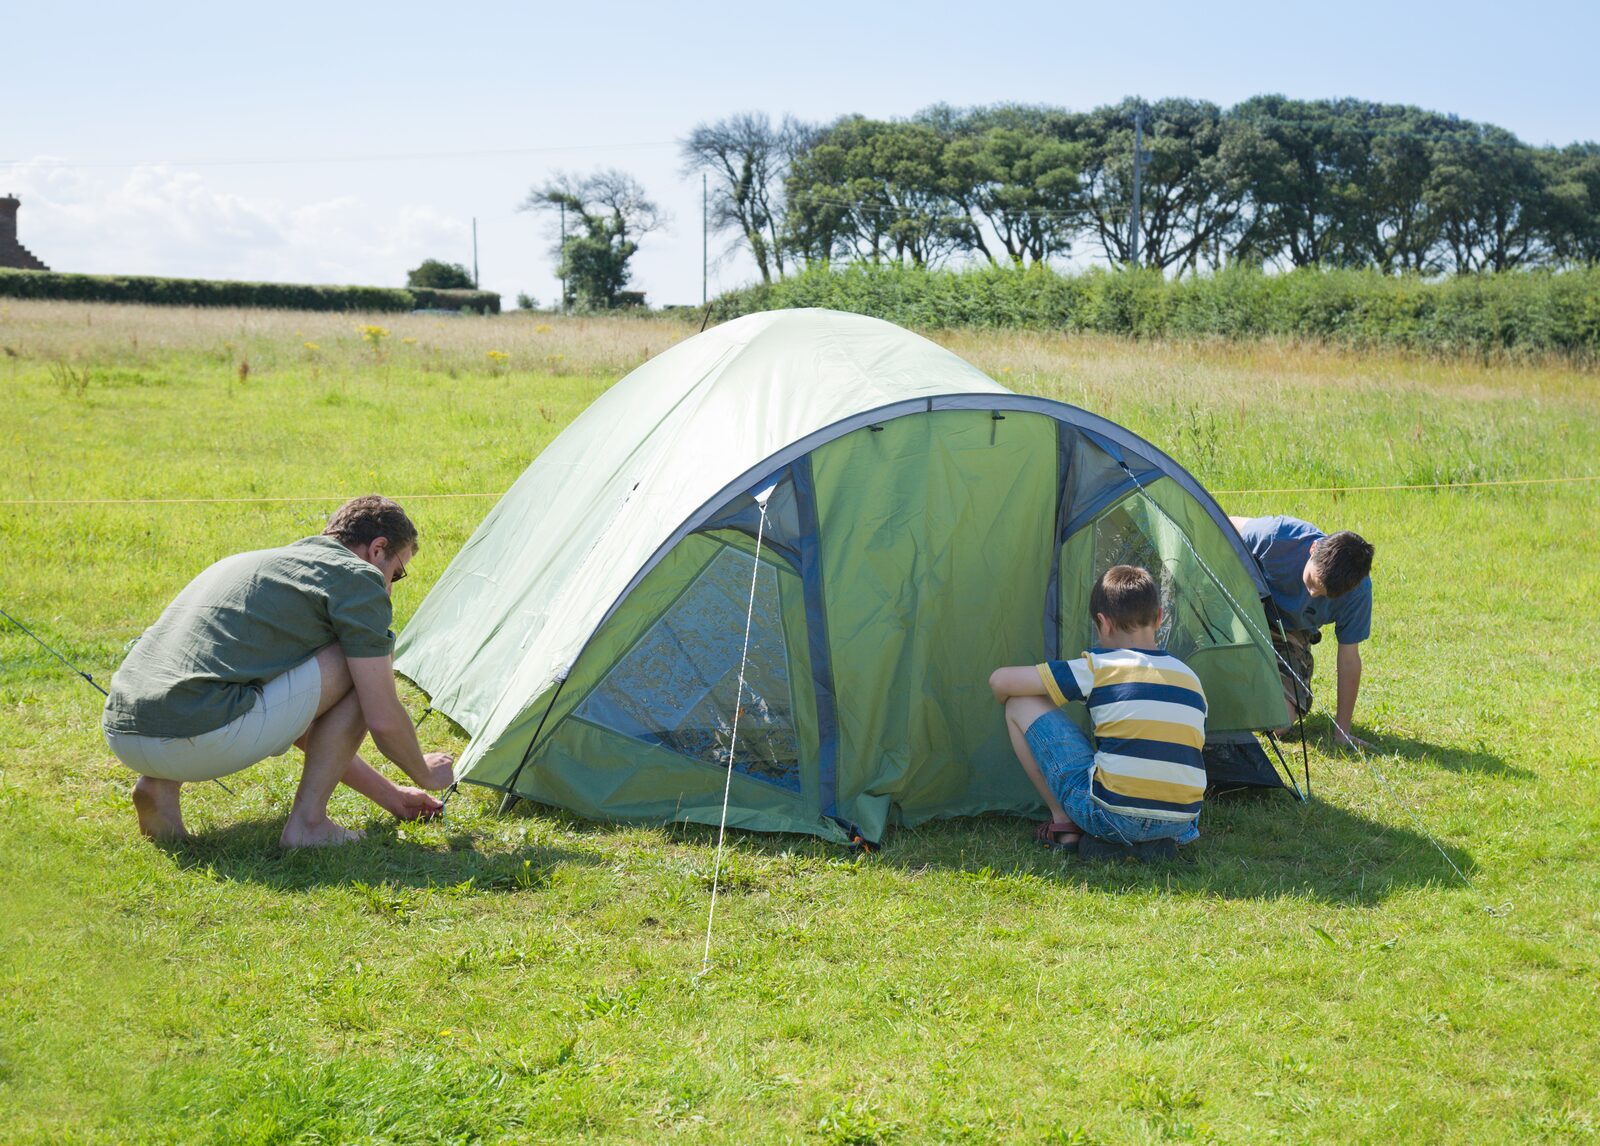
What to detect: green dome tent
<box><xmin>395</xmin><ymin>308</ymin><xmax>1289</xmax><ymax>843</ymax></box>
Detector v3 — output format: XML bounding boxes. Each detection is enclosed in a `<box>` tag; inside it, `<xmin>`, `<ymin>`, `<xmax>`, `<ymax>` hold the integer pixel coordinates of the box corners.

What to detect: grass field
<box><xmin>2</xmin><ymin>298</ymin><xmax>1598</xmax><ymax>1144</ymax></box>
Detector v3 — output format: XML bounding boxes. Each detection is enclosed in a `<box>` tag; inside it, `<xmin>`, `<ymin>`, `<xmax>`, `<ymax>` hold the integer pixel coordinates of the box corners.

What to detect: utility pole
<box><xmin>701</xmin><ymin>172</ymin><xmax>708</xmax><ymax>307</ymax></box>
<box><xmin>471</xmin><ymin>217</ymin><xmax>479</xmax><ymax>289</ymax></box>
<box><xmin>558</xmin><ymin>200</ymin><xmax>567</xmax><ymax>312</ymax></box>
<box><xmin>1129</xmin><ymin>108</ymin><xmax>1150</xmax><ymax>269</ymax></box>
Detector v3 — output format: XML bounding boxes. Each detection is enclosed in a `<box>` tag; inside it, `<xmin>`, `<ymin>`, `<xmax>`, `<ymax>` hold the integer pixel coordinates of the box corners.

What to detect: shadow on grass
<box><xmin>637</xmin><ymin>790</ymin><xmax>1476</xmax><ymax>907</ymax></box>
<box><xmin>154</xmin><ymin>815</ymin><xmax>601</xmax><ymax>892</ymax></box>
<box><xmin>1280</xmin><ymin>714</ymin><xmax>1532</xmax><ymax>779</ymax></box>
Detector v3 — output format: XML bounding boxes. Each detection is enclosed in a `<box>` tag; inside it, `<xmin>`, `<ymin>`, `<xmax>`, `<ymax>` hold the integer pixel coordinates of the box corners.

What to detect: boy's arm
<box><xmin>990</xmin><ymin>666</ymin><xmax>1048</xmax><ymax>704</ymax></box>
<box><xmin>990</xmin><ymin>660</ymin><xmax>1087</xmax><ymax>706</ymax></box>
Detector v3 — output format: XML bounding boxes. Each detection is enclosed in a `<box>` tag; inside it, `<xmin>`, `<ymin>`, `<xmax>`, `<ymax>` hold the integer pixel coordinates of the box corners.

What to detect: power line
<box><xmin>0</xmin><ymin>141</ymin><xmax>678</xmax><ymax>171</ymax></box>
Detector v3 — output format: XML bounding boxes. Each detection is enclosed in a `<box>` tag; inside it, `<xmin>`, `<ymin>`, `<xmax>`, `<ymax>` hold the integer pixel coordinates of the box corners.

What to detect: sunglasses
<box><xmin>390</xmin><ymin>563</ymin><xmax>408</xmax><ymax>584</ymax></box>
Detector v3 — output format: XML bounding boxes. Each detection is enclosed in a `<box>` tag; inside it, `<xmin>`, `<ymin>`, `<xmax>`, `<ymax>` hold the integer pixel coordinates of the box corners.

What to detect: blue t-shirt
<box><xmin>1236</xmin><ymin>516</ymin><xmax>1371</xmax><ymax>645</ymax></box>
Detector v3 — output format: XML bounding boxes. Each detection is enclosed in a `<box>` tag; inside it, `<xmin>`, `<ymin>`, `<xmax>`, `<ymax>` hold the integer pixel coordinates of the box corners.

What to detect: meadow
<box><xmin>1</xmin><ymin>298</ymin><xmax>1597</xmax><ymax>1143</ymax></box>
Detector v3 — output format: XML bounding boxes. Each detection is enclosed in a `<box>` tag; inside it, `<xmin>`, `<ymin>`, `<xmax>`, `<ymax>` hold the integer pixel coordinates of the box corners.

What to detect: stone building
<box><xmin>0</xmin><ymin>196</ymin><xmax>50</xmax><ymax>271</ymax></box>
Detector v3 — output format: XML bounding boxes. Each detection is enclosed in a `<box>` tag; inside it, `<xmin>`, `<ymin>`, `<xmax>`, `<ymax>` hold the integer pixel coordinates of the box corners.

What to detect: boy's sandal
<box><xmin>1034</xmin><ymin>820</ymin><xmax>1081</xmax><ymax>851</ymax></box>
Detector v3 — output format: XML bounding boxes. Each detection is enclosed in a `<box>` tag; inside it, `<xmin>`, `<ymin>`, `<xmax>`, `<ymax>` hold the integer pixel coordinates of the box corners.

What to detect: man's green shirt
<box><xmin>103</xmin><ymin>536</ymin><xmax>395</xmax><ymax>739</ymax></box>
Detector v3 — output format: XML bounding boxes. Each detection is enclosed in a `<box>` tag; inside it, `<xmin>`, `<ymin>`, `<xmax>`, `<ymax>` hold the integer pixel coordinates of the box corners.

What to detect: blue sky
<box><xmin>3</xmin><ymin>0</ymin><xmax>1594</xmax><ymax>305</ymax></box>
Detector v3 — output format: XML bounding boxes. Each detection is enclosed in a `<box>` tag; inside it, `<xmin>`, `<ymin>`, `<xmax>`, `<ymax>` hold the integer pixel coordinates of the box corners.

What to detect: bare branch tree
<box><xmin>681</xmin><ymin>113</ymin><xmax>810</xmax><ymax>282</ymax></box>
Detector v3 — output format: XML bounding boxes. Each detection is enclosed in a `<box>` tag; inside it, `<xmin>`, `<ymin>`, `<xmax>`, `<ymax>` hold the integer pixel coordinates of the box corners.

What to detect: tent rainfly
<box><xmin>395</xmin><ymin>308</ymin><xmax>1290</xmax><ymax>843</ymax></box>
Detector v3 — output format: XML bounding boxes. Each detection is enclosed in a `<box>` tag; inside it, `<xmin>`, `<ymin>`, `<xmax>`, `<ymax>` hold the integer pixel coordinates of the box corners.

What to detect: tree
<box><xmin>784</xmin><ymin>117</ymin><xmax>968</xmax><ymax>268</ymax></box>
<box><xmin>1426</xmin><ymin>125</ymin><xmax>1549</xmax><ymax>272</ymax></box>
<box><xmin>1541</xmin><ymin>142</ymin><xmax>1600</xmax><ymax>264</ymax></box>
<box><xmin>519</xmin><ymin>170</ymin><xmax>666</xmax><ymax>309</ymax></box>
<box><xmin>1077</xmin><ymin>98</ymin><xmax>1243</xmax><ymax>273</ymax></box>
<box><xmin>406</xmin><ymin>258</ymin><xmax>475</xmax><ymax>289</ymax></box>
<box><xmin>1349</xmin><ymin>104</ymin><xmax>1448</xmax><ymax>273</ymax></box>
<box><xmin>1223</xmin><ymin>96</ymin><xmax>1377</xmax><ymax>269</ymax></box>
<box><xmin>681</xmin><ymin>112</ymin><xmax>811</xmax><ymax>283</ymax></box>
<box><xmin>936</xmin><ymin>104</ymin><xmax>1084</xmax><ymax>267</ymax></box>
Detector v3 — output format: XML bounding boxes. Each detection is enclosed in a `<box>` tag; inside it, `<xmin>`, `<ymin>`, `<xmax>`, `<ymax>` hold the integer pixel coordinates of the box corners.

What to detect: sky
<box><xmin>3</xmin><ymin>0</ymin><xmax>1595</xmax><ymax>307</ymax></box>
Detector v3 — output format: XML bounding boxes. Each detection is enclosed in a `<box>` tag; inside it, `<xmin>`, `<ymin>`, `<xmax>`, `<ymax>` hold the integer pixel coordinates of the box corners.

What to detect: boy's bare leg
<box><xmin>1005</xmin><ymin>696</ymin><xmax>1080</xmax><ymax>843</ymax></box>
<box><xmin>132</xmin><ymin>775</ymin><xmax>189</xmax><ymax>840</ymax></box>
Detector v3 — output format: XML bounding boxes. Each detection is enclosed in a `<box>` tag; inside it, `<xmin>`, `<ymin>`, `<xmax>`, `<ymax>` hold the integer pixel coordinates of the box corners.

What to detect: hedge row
<box><xmin>0</xmin><ymin>269</ymin><xmax>500</xmax><ymax>314</ymax></box>
<box><xmin>715</xmin><ymin>265</ymin><xmax>1600</xmax><ymax>358</ymax></box>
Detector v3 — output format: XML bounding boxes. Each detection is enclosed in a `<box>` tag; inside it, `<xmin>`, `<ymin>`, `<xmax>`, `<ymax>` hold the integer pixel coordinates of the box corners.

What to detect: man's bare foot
<box><xmin>386</xmin><ymin>786</ymin><xmax>444</xmax><ymax>822</ymax></box>
<box><xmin>280</xmin><ymin>815</ymin><xmax>366</xmax><ymax>849</ymax></box>
<box><xmin>132</xmin><ymin>776</ymin><xmax>190</xmax><ymax>841</ymax></box>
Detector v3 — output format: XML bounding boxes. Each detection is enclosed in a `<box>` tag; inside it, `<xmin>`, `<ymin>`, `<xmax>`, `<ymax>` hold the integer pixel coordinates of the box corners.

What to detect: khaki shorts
<box><xmin>105</xmin><ymin>657</ymin><xmax>323</xmax><ymax>783</ymax></box>
<box><xmin>1272</xmin><ymin>628</ymin><xmax>1316</xmax><ymax>720</ymax></box>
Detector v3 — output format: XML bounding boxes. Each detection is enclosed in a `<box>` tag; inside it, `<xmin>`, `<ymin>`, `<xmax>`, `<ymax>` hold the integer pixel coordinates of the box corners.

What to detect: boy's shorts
<box><xmin>105</xmin><ymin>657</ymin><xmax>323</xmax><ymax>783</ymax></box>
<box><xmin>1273</xmin><ymin>628</ymin><xmax>1315</xmax><ymax>719</ymax></box>
<box><xmin>1024</xmin><ymin>706</ymin><xmax>1200</xmax><ymax>846</ymax></box>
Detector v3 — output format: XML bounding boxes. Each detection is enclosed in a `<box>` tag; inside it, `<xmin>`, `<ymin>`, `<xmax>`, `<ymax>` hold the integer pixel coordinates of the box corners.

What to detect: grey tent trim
<box><xmin>588</xmin><ymin>391</ymin><xmax>1268</xmax><ymax>647</ymax></box>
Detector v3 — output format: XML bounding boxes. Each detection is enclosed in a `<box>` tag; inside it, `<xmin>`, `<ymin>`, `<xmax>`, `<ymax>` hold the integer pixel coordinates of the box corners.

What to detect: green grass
<box><xmin>2</xmin><ymin>300</ymin><xmax>1599</xmax><ymax>1143</ymax></box>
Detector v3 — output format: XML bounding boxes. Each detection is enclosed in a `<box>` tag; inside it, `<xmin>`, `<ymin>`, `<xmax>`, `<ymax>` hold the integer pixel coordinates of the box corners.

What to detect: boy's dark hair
<box><xmin>324</xmin><ymin>495</ymin><xmax>418</xmax><ymax>552</ymax></box>
<box><xmin>1310</xmin><ymin>530</ymin><xmax>1373</xmax><ymax>598</ymax></box>
<box><xmin>1090</xmin><ymin>564</ymin><xmax>1161</xmax><ymax>631</ymax></box>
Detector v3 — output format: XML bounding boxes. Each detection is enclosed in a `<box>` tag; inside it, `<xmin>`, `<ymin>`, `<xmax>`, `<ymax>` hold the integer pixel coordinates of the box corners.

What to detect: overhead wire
<box><xmin>1</xmin><ymin>473</ymin><xmax>1593</xmax><ymax>510</ymax></box>
<box><xmin>0</xmin><ymin>141</ymin><xmax>679</xmax><ymax>171</ymax></box>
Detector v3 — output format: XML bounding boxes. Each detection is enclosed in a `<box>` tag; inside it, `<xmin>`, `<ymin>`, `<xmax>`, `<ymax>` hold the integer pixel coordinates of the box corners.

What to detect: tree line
<box><xmin>682</xmin><ymin>98</ymin><xmax>1599</xmax><ymax>281</ymax></box>
<box><xmin>519</xmin><ymin>97</ymin><xmax>1598</xmax><ymax>308</ymax></box>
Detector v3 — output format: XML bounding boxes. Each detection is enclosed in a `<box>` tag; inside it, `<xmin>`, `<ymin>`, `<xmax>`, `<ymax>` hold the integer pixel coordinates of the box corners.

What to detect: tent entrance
<box><xmin>1057</xmin><ymin>475</ymin><xmax>1288</xmax><ymax>733</ymax></box>
<box><xmin>808</xmin><ymin>410</ymin><xmax>1061</xmax><ymax>838</ymax></box>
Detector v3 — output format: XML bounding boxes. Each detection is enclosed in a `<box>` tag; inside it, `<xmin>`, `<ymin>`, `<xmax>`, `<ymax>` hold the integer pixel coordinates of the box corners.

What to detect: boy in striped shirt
<box><xmin>989</xmin><ymin>564</ymin><xmax>1208</xmax><ymax>855</ymax></box>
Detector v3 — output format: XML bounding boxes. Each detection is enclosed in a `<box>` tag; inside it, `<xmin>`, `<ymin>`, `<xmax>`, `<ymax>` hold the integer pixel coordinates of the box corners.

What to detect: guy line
<box><xmin>0</xmin><ymin>472</ymin><xmax>1595</xmax><ymax>508</ymax></box>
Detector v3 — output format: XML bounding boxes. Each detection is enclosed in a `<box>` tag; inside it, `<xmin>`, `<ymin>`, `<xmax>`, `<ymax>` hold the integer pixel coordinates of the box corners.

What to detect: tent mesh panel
<box><xmin>1089</xmin><ymin>497</ymin><xmax>1256</xmax><ymax>661</ymax></box>
<box><xmin>574</xmin><ymin>544</ymin><xmax>801</xmax><ymax>792</ymax></box>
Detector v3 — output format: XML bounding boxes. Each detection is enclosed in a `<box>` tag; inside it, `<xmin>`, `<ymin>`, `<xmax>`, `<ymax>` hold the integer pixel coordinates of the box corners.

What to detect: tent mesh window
<box><xmin>1089</xmin><ymin>497</ymin><xmax>1251</xmax><ymax>660</ymax></box>
<box><xmin>574</xmin><ymin>543</ymin><xmax>801</xmax><ymax>792</ymax></box>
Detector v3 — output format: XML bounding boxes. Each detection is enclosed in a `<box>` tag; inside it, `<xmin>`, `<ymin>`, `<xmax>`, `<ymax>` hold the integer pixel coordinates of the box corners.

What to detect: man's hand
<box><xmin>389</xmin><ymin>786</ymin><xmax>444</xmax><ymax>821</ymax></box>
<box><xmin>421</xmin><ymin>752</ymin><xmax>455</xmax><ymax>791</ymax></box>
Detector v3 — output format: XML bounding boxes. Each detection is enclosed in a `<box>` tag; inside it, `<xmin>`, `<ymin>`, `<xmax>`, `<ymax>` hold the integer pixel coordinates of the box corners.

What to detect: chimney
<box><xmin>0</xmin><ymin>195</ymin><xmax>49</xmax><ymax>271</ymax></box>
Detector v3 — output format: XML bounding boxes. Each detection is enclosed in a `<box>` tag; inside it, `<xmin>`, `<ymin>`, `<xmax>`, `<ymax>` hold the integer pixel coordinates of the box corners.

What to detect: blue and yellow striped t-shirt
<box><xmin>1035</xmin><ymin>647</ymin><xmax>1208</xmax><ymax>822</ymax></box>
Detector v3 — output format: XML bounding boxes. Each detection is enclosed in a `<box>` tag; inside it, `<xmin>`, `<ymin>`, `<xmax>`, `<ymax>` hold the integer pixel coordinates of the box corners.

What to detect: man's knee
<box><xmin>313</xmin><ymin>644</ymin><xmax>355</xmax><ymax>713</ymax></box>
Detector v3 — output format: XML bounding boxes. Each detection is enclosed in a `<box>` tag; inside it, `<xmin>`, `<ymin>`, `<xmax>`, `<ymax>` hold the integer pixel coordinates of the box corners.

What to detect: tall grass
<box><xmin>2</xmin><ymin>300</ymin><xmax>1599</xmax><ymax>1142</ymax></box>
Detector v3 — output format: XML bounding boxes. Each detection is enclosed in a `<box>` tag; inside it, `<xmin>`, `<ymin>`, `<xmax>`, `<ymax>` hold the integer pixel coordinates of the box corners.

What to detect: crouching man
<box><xmin>102</xmin><ymin>495</ymin><xmax>455</xmax><ymax>848</ymax></box>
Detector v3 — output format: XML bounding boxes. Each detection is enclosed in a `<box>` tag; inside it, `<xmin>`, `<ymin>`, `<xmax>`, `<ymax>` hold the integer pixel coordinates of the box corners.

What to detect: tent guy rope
<box><xmin>699</xmin><ymin>488</ymin><xmax>773</xmax><ymax>977</ymax></box>
<box><xmin>0</xmin><ymin>603</ymin><xmax>234</xmax><ymax>796</ymax></box>
<box><xmin>1</xmin><ymin>472</ymin><xmax>1594</xmax><ymax>508</ymax></box>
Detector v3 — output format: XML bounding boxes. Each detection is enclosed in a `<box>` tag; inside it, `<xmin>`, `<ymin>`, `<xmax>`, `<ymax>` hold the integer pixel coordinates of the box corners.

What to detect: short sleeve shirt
<box><xmin>103</xmin><ymin>536</ymin><xmax>394</xmax><ymax>738</ymax></box>
<box><xmin>1236</xmin><ymin>516</ymin><xmax>1371</xmax><ymax>645</ymax></box>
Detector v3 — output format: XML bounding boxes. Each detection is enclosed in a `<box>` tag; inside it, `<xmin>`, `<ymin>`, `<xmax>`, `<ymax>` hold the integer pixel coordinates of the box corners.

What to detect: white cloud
<box><xmin>2</xmin><ymin>158</ymin><xmax>467</xmax><ymax>287</ymax></box>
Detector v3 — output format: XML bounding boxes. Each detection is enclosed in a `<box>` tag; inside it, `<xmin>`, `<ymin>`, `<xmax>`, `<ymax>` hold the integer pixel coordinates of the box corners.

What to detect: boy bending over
<box><xmin>989</xmin><ymin>565</ymin><xmax>1208</xmax><ymax>855</ymax></box>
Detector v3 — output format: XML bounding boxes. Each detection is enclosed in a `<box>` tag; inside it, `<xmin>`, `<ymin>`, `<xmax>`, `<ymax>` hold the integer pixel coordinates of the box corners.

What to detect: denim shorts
<box><xmin>1024</xmin><ymin>706</ymin><xmax>1200</xmax><ymax>846</ymax></box>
